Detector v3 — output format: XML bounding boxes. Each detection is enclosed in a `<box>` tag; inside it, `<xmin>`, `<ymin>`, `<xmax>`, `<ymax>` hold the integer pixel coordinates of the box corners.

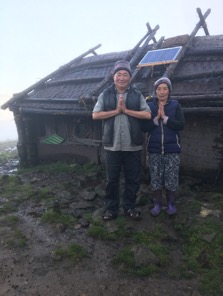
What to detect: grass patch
<box><xmin>210</xmin><ymin>192</ymin><xmax>223</xmax><ymax>211</ymax></box>
<box><xmin>0</xmin><ymin>141</ymin><xmax>18</xmax><ymax>163</ymax></box>
<box><xmin>179</xmin><ymin>217</ymin><xmax>223</xmax><ymax>295</ymax></box>
<box><xmin>42</xmin><ymin>210</ymin><xmax>75</xmax><ymax>227</ymax></box>
<box><xmin>7</xmin><ymin>229</ymin><xmax>27</xmax><ymax>248</ymax></box>
<box><xmin>149</xmin><ymin>243</ymin><xmax>171</xmax><ymax>267</ymax></box>
<box><xmin>87</xmin><ymin>216</ymin><xmax>130</xmax><ymax>241</ymax></box>
<box><xmin>113</xmin><ymin>247</ymin><xmax>135</xmax><ymax>268</ymax></box>
<box><xmin>113</xmin><ymin>224</ymin><xmax>171</xmax><ymax>276</ymax></box>
<box><xmin>112</xmin><ymin>247</ymin><xmax>157</xmax><ymax>277</ymax></box>
<box><xmin>185</xmin><ymin>198</ymin><xmax>203</xmax><ymax>213</ymax></box>
<box><xmin>1</xmin><ymin>215</ymin><xmax>19</xmax><ymax>225</ymax></box>
<box><xmin>0</xmin><ymin>175</ymin><xmax>33</xmax><ymax>200</ymax></box>
<box><xmin>88</xmin><ymin>222</ymin><xmax>117</xmax><ymax>241</ymax></box>
<box><xmin>54</xmin><ymin>243</ymin><xmax>88</xmax><ymax>264</ymax></box>
<box><xmin>30</xmin><ymin>188</ymin><xmax>54</xmax><ymax>201</ymax></box>
<box><xmin>18</xmin><ymin>161</ymin><xmax>102</xmax><ymax>175</ymax></box>
<box><xmin>18</xmin><ymin>161</ymin><xmax>73</xmax><ymax>174</ymax></box>
<box><xmin>133</xmin><ymin>224</ymin><xmax>167</xmax><ymax>243</ymax></box>
<box><xmin>199</xmin><ymin>269</ymin><xmax>223</xmax><ymax>296</ymax></box>
<box><xmin>0</xmin><ymin>202</ymin><xmax>18</xmax><ymax>214</ymax></box>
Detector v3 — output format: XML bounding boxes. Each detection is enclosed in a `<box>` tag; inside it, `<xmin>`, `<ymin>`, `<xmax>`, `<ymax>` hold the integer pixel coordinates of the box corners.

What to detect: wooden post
<box><xmin>13</xmin><ymin>109</ymin><xmax>28</xmax><ymax>167</ymax></box>
<box><xmin>164</xmin><ymin>8</ymin><xmax>211</xmax><ymax>79</ymax></box>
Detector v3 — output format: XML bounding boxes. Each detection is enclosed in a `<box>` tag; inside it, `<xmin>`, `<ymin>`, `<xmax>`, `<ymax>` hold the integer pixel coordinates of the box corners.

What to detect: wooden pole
<box><xmin>130</xmin><ymin>36</ymin><xmax>165</xmax><ymax>84</ymax></box>
<box><xmin>197</xmin><ymin>8</ymin><xmax>210</xmax><ymax>36</ymax></box>
<box><xmin>88</xmin><ymin>25</ymin><xmax>160</xmax><ymax>98</ymax></box>
<box><xmin>163</xmin><ymin>8</ymin><xmax>211</xmax><ymax>79</ymax></box>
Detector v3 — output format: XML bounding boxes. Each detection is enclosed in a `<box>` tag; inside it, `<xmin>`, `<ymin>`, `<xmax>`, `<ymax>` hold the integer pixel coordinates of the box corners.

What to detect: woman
<box><xmin>144</xmin><ymin>77</ymin><xmax>185</xmax><ymax>216</ymax></box>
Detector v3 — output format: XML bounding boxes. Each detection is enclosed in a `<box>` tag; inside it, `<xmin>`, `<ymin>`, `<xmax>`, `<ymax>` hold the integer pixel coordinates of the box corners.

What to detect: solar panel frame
<box><xmin>137</xmin><ymin>46</ymin><xmax>182</xmax><ymax>67</ymax></box>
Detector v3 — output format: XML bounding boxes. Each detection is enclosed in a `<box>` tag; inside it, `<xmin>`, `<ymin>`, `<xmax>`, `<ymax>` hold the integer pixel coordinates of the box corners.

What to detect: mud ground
<box><xmin>0</xmin><ymin>143</ymin><xmax>222</xmax><ymax>296</ymax></box>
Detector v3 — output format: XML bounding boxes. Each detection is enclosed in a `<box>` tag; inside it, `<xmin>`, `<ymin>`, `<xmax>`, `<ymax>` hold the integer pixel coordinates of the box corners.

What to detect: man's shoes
<box><xmin>102</xmin><ymin>211</ymin><xmax>117</xmax><ymax>221</ymax></box>
<box><xmin>125</xmin><ymin>208</ymin><xmax>141</xmax><ymax>221</ymax></box>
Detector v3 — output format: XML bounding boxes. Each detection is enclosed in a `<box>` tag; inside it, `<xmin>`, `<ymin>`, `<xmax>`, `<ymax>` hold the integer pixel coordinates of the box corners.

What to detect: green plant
<box><xmin>83</xmin><ymin>212</ymin><xmax>95</xmax><ymax>224</ymax></box>
<box><xmin>132</xmin><ymin>230</ymin><xmax>171</xmax><ymax>268</ymax></box>
<box><xmin>54</xmin><ymin>243</ymin><xmax>87</xmax><ymax>264</ymax></box>
<box><xmin>179</xmin><ymin>216</ymin><xmax>223</xmax><ymax>295</ymax></box>
<box><xmin>133</xmin><ymin>224</ymin><xmax>166</xmax><ymax>244</ymax></box>
<box><xmin>42</xmin><ymin>211</ymin><xmax>74</xmax><ymax>227</ymax></box>
<box><xmin>0</xmin><ymin>175</ymin><xmax>33</xmax><ymax>200</ymax></box>
<box><xmin>112</xmin><ymin>247</ymin><xmax>157</xmax><ymax>277</ymax></box>
<box><xmin>149</xmin><ymin>243</ymin><xmax>171</xmax><ymax>267</ymax></box>
<box><xmin>199</xmin><ymin>269</ymin><xmax>223</xmax><ymax>296</ymax></box>
<box><xmin>210</xmin><ymin>192</ymin><xmax>223</xmax><ymax>210</ymax></box>
<box><xmin>113</xmin><ymin>247</ymin><xmax>135</xmax><ymax>268</ymax></box>
<box><xmin>114</xmin><ymin>216</ymin><xmax>127</xmax><ymax>228</ymax></box>
<box><xmin>31</xmin><ymin>188</ymin><xmax>54</xmax><ymax>201</ymax></box>
<box><xmin>7</xmin><ymin>229</ymin><xmax>27</xmax><ymax>248</ymax></box>
<box><xmin>134</xmin><ymin>265</ymin><xmax>157</xmax><ymax>277</ymax></box>
<box><xmin>185</xmin><ymin>198</ymin><xmax>203</xmax><ymax>212</ymax></box>
<box><xmin>0</xmin><ymin>141</ymin><xmax>18</xmax><ymax>164</ymax></box>
<box><xmin>18</xmin><ymin>161</ymin><xmax>102</xmax><ymax>175</ymax></box>
<box><xmin>87</xmin><ymin>216</ymin><xmax>130</xmax><ymax>241</ymax></box>
<box><xmin>1</xmin><ymin>215</ymin><xmax>19</xmax><ymax>224</ymax></box>
<box><xmin>0</xmin><ymin>201</ymin><xmax>19</xmax><ymax>214</ymax></box>
<box><xmin>88</xmin><ymin>223</ymin><xmax>117</xmax><ymax>240</ymax></box>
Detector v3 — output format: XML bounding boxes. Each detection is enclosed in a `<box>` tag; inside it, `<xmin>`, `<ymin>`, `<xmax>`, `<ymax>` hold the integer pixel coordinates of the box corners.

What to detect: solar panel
<box><xmin>138</xmin><ymin>46</ymin><xmax>182</xmax><ymax>67</ymax></box>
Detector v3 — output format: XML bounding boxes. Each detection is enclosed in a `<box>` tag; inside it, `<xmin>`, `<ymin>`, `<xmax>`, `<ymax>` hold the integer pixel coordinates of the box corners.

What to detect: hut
<box><xmin>1</xmin><ymin>8</ymin><xmax>223</xmax><ymax>184</ymax></box>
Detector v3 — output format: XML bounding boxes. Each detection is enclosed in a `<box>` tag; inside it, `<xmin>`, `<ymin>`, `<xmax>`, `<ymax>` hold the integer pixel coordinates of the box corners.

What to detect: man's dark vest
<box><xmin>102</xmin><ymin>84</ymin><xmax>143</xmax><ymax>146</ymax></box>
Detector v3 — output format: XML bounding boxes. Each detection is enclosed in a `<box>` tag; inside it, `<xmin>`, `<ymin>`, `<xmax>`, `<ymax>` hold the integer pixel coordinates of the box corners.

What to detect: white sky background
<box><xmin>0</xmin><ymin>0</ymin><xmax>222</xmax><ymax>141</ymax></box>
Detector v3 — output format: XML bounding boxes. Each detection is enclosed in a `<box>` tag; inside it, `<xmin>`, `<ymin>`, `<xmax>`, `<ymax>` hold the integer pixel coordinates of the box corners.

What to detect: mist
<box><xmin>0</xmin><ymin>96</ymin><xmax>18</xmax><ymax>142</ymax></box>
<box><xmin>0</xmin><ymin>118</ymin><xmax>17</xmax><ymax>142</ymax></box>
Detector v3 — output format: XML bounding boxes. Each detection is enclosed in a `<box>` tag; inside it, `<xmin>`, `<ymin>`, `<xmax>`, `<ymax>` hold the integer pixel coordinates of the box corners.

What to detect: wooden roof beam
<box><xmin>163</xmin><ymin>8</ymin><xmax>211</xmax><ymax>79</ymax></box>
<box><xmin>129</xmin><ymin>23</ymin><xmax>159</xmax><ymax>57</ymax></box>
<box><xmin>146</xmin><ymin>22</ymin><xmax>157</xmax><ymax>43</ymax></box>
<box><xmin>197</xmin><ymin>7</ymin><xmax>210</xmax><ymax>36</ymax></box>
<box><xmin>1</xmin><ymin>44</ymin><xmax>102</xmax><ymax>110</ymax></box>
<box><xmin>131</xmin><ymin>36</ymin><xmax>165</xmax><ymax>83</ymax></box>
<box><xmin>190</xmin><ymin>8</ymin><xmax>211</xmax><ymax>40</ymax></box>
<box><xmin>89</xmin><ymin>24</ymin><xmax>160</xmax><ymax>97</ymax></box>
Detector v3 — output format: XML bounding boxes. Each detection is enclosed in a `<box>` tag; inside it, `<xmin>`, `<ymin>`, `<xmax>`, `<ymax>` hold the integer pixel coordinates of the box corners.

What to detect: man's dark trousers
<box><xmin>104</xmin><ymin>150</ymin><xmax>141</xmax><ymax>215</ymax></box>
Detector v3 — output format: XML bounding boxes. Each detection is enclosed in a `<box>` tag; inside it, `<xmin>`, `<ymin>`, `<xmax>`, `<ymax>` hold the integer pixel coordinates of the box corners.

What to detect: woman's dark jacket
<box><xmin>142</xmin><ymin>96</ymin><xmax>185</xmax><ymax>154</ymax></box>
<box><xmin>102</xmin><ymin>84</ymin><xmax>144</xmax><ymax>146</ymax></box>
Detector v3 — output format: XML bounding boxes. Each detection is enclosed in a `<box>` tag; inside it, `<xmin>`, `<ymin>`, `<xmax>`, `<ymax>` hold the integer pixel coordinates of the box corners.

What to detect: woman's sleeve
<box><xmin>166</xmin><ymin>104</ymin><xmax>185</xmax><ymax>131</ymax></box>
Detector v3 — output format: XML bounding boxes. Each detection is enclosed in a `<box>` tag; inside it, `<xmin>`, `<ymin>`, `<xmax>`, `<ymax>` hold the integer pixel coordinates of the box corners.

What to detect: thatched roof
<box><xmin>2</xmin><ymin>8</ymin><xmax>223</xmax><ymax>115</ymax></box>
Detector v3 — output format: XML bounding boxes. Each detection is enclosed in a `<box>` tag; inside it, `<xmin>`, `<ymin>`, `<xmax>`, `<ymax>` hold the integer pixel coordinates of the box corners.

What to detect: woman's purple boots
<box><xmin>150</xmin><ymin>189</ymin><xmax>176</xmax><ymax>216</ymax></box>
<box><xmin>166</xmin><ymin>189</ymin><xmax>176</xmax><ymax>215</ymax></box>
<box><xmin>150</xmin><ymin>190</ymin><xmax>162</xmax><ymax>216</ymax></box>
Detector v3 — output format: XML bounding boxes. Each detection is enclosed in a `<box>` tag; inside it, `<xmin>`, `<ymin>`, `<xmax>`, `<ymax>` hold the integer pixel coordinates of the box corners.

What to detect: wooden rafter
<box><xmin>163</xmin><ymin>8</ymin><xmax>211</xmax><ymax>79</ymax></box>
<box><xmin>197</xmin><ymin>7</ymin><xmax>210</xmax><ymax>36</ymax></box>
<box><xmin>1</xmin><ymin>44</ymin><xmax>102</xmax><ymax>110</ymax></box>
<box><xmin>146</xmin><ymin>22</ymin><xmax>157</xmax><ymax>43</ymax></box>
<box><xmin>131</xmin><ymin>36</ymin><xmax>165</xmax><ymax>83</ymax></box>
<box><xmin>87</xmin><ymin>23</ymin><xmax>160</xmax><ymax>98</ymax></box>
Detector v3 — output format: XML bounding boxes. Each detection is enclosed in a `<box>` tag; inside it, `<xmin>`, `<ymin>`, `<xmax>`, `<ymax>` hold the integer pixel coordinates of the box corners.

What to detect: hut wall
<box><xmin>38</xmin><ymin>143</ymin><xmax>100</xmax><ymax>164</ymax></box>
<box><xmin>21</xmin><ymin>113</ymin><xmax>102</xmax><ymax>165</ymax></box>
<box><xmin>36</xmin><ymin>113</ymin><xmax>223</xmax><ymax>183</ymax></box>
<box><xmin>180</xmin><ymin>113</ymin><xmax>223</xmax><ymax>182</ymax></box>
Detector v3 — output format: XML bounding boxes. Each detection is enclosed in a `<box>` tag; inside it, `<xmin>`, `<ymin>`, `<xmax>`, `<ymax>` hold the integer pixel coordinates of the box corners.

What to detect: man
<box><xmin>92</xmin><ymin>60</ymin><xmax>151</xmax><ymax>221</ymax></box>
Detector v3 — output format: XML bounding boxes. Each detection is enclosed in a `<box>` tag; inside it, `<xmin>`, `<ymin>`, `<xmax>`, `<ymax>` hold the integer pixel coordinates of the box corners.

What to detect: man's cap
<box><xmin>112</xmin><ymin>60</ymin><xmax>132</xmax><ymax>76</ymax></box>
